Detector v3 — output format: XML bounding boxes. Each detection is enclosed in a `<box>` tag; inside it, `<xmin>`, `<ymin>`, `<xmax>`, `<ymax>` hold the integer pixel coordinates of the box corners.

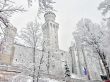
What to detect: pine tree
<box><xmin>65</xmin><ymin>63</ymin><xmax>71</xmax><ymax>77</ymax></box>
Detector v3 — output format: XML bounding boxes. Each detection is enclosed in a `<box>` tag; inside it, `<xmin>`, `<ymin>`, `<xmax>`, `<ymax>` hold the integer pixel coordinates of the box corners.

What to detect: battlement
<box><xmin>44</xmin><ymin>11</ymin><xmax>56</xmax><ymax>22</ymax></box>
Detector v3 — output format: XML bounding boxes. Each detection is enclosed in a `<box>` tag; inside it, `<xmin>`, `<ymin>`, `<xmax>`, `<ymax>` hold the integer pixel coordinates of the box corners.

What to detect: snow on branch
<box><xmin>0</xmin><ymin>0</ymin><xmax>25</xmax><ymax>38</ymax></box>
<box><xmin>0</xmin><ymin>0</ymin><xmax>25</xmax><ymax>18</ymax></box>
<box><xmin>27</xmin><ymin>0</ymin><xmax>55</xmax><ymax>16</ymax></box>
<box><xmin>98</xmin><ymin>0</ymin><xmax>110</xmax><ymax>15</ymax></box>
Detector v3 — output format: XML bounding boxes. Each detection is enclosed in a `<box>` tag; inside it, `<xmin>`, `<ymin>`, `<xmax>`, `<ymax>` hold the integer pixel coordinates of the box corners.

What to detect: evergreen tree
<box><xmin>65</xmin><ymin>63</ymin><xmax>71</xmax><ymax>77</ymax></box>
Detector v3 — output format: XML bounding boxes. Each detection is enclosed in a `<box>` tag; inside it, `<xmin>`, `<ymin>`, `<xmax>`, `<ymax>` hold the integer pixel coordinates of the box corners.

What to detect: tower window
<box><xmin>47</xmin><ymin>23</ymin><xmax>48</xmax><ymax>27</ymax></box>
<box><xmin>52</xmin><ymin>64</ymin><xmax>55</xmax><ymax>68</ymax></box>
<box><xmin>61</xmin><ymin>53</ymin><xmax>63</xmax><ymax>56</ymax></box>
<box><xmin>50</xmin><ymin>23</ymin><xmax>52</xmax><ymax>27</ymax></box>
<box><xmin>53</xmin><ymin>24</ymin><xmax>55</xmax><ymax>28</ymax></box>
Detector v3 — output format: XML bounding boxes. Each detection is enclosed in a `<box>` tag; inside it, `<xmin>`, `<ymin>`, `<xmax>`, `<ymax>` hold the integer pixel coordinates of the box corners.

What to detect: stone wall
<box><xmin>13</xmin><ymin>44</ymin><xmax>71</xmax><ymax>77</ymax></box>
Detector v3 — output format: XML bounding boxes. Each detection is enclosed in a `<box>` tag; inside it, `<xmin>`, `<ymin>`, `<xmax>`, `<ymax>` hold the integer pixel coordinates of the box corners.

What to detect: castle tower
<box><xmin>0</xmin><ymin>23</ymin><xmax>17</xmax><ymax>64</ymax></box>
<box><xmin>4</xmin><ymin>23</ymin><xmax>17</xmax><ymax>46</ymax></box>
<box><xmin>42</xmin><ymin>12</ymin><xmax>59</xmax><ymax>51</ymax></box>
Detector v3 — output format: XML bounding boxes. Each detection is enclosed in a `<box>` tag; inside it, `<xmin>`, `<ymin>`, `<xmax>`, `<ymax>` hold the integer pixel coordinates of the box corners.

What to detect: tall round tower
<box><xmin>42</xmin><ymin>11</ymin><xmax>59</xmax><ymax>51</ymax></box>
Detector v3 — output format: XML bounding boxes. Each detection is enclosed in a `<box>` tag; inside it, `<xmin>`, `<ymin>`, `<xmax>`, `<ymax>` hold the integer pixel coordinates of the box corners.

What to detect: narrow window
<box><xmin>61</xmin><ymin>53</ymin><xmax>63</xmax><ymax>56</ymax></box>
<box><xmin>50</xmin><ymin>23</ymin><xmax>52</xmax><ymax>27</ymax></box>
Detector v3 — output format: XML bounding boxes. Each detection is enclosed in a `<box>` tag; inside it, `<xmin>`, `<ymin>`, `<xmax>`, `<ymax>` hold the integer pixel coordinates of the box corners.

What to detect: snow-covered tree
<box><xmin>0</xmin><ymin>0</ymin><xmax>24</xmax><ymax>38</ymax></box>
<box><xmin>98</xmin><ymin>0</ymin><xmax>110</xmax><ymax>15</ymax></box>
<box><xmin>19</xmin><ymin>20</ymin><xmax>41</xmax><ymax>48</ymax></box>
<box><xmin>19</xmin><ymin>20</ymin><xmax>41</xmax><ymax>82</ymax></box>
<box><xmin>98</xmin><ymin>1</ymin><xmax>110</xmax><ymax>76</ymax></box>
<box><xmin>98</xmin><ymin>0</ymin><xmax>110</xmax><ymax>31</ymax></box>
<box><xmin>0</xmin><ymin>0</ymin><xmax>24</xmax><ymax>24</ymax></box>
<box><xmin>74</xmin><ymin>18</ymin><xmax>110</xmax><ymax>80</ymax></box>
<box><xmin>27</xmin><ymin>0</ymin><xmax>55</xmax><ymax>15</ymax></box>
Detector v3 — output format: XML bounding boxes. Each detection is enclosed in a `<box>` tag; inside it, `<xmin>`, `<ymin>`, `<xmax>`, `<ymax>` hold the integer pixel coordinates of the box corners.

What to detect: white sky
<box><xmin>10</xmin><ymin>0</ymin><xmax>104</xmax><ymax>51</ymax></box>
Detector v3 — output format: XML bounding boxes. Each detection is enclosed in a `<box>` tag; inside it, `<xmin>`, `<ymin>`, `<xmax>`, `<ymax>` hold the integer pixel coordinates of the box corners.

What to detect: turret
<box><xmin>0</xmin><ymin>23</ymin><xmax>17</xmax><ymax>64</ymax></box>
<box><xmin>44</xmin><ymin>11</ymin><xmax>56</xmax><ymax>22</ymax></box>
<box><xmin>42</xmin><ymin>11</ymin><xmax>59</xmax><ymax>51</ymax></box>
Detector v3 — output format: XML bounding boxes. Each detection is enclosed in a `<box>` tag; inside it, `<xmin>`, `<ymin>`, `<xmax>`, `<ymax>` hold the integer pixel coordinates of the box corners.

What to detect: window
<box><xmin>50</xmin><ymin>23</ymin><xmax>52</xmax><ymax>27</ymax></box>
<box><xmin>61</xmin><ymin>53</ymin><xmax>63</xmax><ymax>56</ymax></box>
<box><xmin>52</xmin><ymin>64</ymin><xmax>55</xmax><ymax>68</ymax></box>
<box><xmin>47</xmin><ymin>23</ymin><xmax>48</xmax><ymax>27</ymax></box>
<box><xmin>53</xmin><ymin>24</ymin><xmax>55</xmax><ymax>28</ymax></box>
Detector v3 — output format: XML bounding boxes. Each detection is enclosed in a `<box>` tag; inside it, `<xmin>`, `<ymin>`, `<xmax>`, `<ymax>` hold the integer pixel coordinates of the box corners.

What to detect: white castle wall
<box><xmin>13</xmin><ymin>44</ymin><xmax>71</xmax><ymax>77</ymax></box>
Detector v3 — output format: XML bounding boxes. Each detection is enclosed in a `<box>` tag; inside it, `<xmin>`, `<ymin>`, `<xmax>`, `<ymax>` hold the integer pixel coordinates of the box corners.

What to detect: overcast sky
<box><xmin>10</xmin><ymin>0</ymin><xmax>104</xmax><ymax>51</ymax></box>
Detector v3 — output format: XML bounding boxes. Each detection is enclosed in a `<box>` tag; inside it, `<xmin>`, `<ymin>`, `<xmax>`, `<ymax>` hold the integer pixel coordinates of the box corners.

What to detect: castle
<box><xmin>0</xmin><ymin>11</ymin><xmax>105</xmax><ymax>81</ymax></box>
<box><xmin>13</xmin><ymin>11</ymin><xmax>71</xmax><ymax>77</ymax></box>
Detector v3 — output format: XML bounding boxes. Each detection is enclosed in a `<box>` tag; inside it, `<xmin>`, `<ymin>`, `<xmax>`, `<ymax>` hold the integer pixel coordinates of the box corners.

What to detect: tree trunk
<box><xmin>98</xmin><ymin>56</ymin><xmax>104</xmax><ymax>75</ymax></box>
<box><xmin>33</xmin><ymin>47</ymin><xmax>36</xmax><ymax>82</ymax></box>
<box><xmin>81</xmin><ymin>47</ymin><xmax>91</xmax><ymax>80</ymax></box>
<box><xmin>76</xmin><ymin>48</ymin><xmax>82</xmax><ymax>75</ymax></box>
<box><xmin>69</xmin><ymin>47</ymin><xmax>76</xmax><ymax>73</ymax></box>
<box><xmin>36</xmin><ymin>49</ymin><xmax>44</xmax><ymax>82</ymax></box>
<box><xmin>102</xmin><ymin>58</ymin><xmax>110</xmax><ymax>80</ymax></box>
<box><xmin>99</xmin><ymin>52</ymin><xmax>110</xmax><ymax>80</ymax></box>
<box><xmin>36</xmin><ymin>41</ymin><xmax>45</xmax><ymax>82</ymax></box>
